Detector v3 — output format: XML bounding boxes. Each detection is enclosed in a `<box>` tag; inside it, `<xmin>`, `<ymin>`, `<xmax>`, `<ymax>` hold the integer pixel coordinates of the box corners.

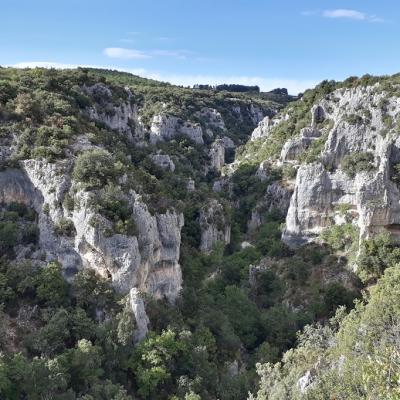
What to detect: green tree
<box><xmin>35</xmin><ymin>262</ymin><xmax>69</xmax><ymax>307</ymax></box>
<box><xmin>72</xmin><ymin>149</ymin><xmax>117</xmax><ymax>189</ymax></box>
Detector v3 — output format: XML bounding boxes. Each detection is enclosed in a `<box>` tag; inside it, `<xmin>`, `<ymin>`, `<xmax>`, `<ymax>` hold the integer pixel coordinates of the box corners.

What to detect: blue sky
<box><xmin>1</xmin><ymin>0</ymin><xmax>398</xmax><ymax>93</ymax></box>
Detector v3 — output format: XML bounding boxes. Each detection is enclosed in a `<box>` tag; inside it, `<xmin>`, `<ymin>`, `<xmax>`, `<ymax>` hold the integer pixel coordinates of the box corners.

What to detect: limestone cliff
<box><xmin>199</xmin><ymin>199</ymin><xmax>231</xmax><ymax>253</ymax></box>
<box><xmin>254</xmin><ymin>83</ymin><xmax>400</xmax><ymax>248</ymax></box>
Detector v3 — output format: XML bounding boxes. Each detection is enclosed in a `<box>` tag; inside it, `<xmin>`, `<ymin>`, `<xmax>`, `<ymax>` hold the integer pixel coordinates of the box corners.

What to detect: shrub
<box><xmin>0</xmin><ymin>221</ymin><xmax>18</xmax><ymax>253</ymax></box>
<box><xmin>92</xmin><ymin>184</ymin><xmax>138</xmax><ymax>237</ymax></box>
<box><xmin>391</xmin><ymin>162</ymin><xmax>400</xmax><ymax>183</ymax></box>
<box><xmin>357</xmin><ymin>233</ymin><xmax>400</xmax><ymax>282</ymax></box>
<box><xmin>35</xmin><ymin>262</ymin><xmax>69</xmax><ymax>307</ymax></box>
<box><xmin>320</xmin><ymin>224</ymin><xmax>359</xmax><ymax>251</ymax></box>
<box><xmin>72</xmin><ymin>149</ymin><xmax>117</xmax><ymax>189</ymax></box>
<box><xmin>344</xmin><ymin>113</ymin><xmax>363</xmax><ymax>125</ymax></box>
<box><xmin>54</xmin><ymin>218</ymin><xmax>76</xmax><ymax>237</ymax></box>
<box><xmin>341</xmin><ymin>152</ymin><xmax>374</xmax><ymax>177</ymax></box>
<box><xmin>323</xmin><ymin>282</ymin><xmax>358</xmax><ymax>316</ymax></box>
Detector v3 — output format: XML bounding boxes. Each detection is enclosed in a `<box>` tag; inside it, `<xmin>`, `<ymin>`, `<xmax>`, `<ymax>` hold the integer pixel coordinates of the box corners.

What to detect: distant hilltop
<box><xmin>193</xmin><ymin>83</ymin><xmax>261</xmax><ymax>93</ymax></box>
<box><xmin>192</xmin><ymin>84</ymin><xmax>289</xmax><ymax>95</ymax></box>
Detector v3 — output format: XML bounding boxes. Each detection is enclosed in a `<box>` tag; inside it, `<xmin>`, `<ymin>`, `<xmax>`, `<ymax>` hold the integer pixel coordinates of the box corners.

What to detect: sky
<box><xmin>1</xmin><ymin>0</ymin><xmax>399</xmax><ymax>94</ymax></box>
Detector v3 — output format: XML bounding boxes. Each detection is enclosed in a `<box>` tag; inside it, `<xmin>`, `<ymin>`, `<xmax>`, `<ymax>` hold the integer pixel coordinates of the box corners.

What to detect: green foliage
<box><xmin>35</xmin><ymin>262</ymin><xmax>69</xmax><ymax>307</ymax></box>
<box><xmin>54</xmin><ymin>217</ymin><xmax>75</xmax><ymax>237</ymax></box>
<box><xmin>71</xmin><ymin>269</ymin><xmax>116</xmax><ymax>316</ymax></box>
<box><xmin>72</xmin><ymin>149</ymin><xmax>119</xmax><ymax>189</ymax></box>
<box><xmin>2</xmin><ymin>67</ymin><xmax>396</xmax><ymax>400</ymax></box>
<box><xmin>251</xmin><ymin>260</ymin><xmax>400</xmax><ymax>400</ymax></box>
<box><xmin>130</xmin><ymin>329</ymin><xmax>188</xmax><ymax>399</ymax></box>
<box><xmin>236</xmin><ymin>79</ymin><xmax>338</xmax><ymax>165</ymax></box>
<box><xmin>298</xmin><ymin>133</ymin><xmax>328</xmax><ymax>164</ymax></box>
<box><xmin>357</xmin><ymin>233</ymin><xmax>400</xmax><ymax>282</ymax></box>
<box><xmin>0</xmin><ymin>220</ymin><xmax>18</xmax><ymax>253</ymax></box>
<box><xmin>344</xmin><ymin>113</ymin><xmax>363</xmax><ymax>125</ymax></box>
<box><xmin>0</xmin><ymin>203</ymin><xmax>38</xmax><ymax>255</ymax></box>
<box><xmin>116</xmin><ymin>296</ymin><xmax>136</xmax><ymax>346</ymax></box>
<box><xmin>320</xmin><ymin>223</ymin><xmax>359</xmax><ymax>251</ymax></box>
<box><xmin>255</xmin><ymin>220</ymin><xmax>290</xmax><ymax>257</ymax></box>
<box><xmin>391</xmin><ymin>162</ymin><xmax>400</xmax><ymax>183</ymax></box>
<box><xmin>341</xmin><ymin>152</ymin><xmax>374</xmax><ymax>177</ymax></box>
<box><xmin>92</xmin><ymin>184</ymin><xmax>138</xmax><ymax>236</ymax></box>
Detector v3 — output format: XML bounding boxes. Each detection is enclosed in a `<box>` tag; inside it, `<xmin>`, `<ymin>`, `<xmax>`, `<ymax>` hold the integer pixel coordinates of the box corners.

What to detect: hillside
<box><xmin>0</xmin><ymin>67</ymin><xmax>399</xmax><ymax>399</ymax></box>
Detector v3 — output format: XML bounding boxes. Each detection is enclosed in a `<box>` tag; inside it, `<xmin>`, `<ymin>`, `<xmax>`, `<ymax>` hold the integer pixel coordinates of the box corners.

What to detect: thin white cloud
<box><xmin>9</xmin><ymin>61</ymin><xmax>316</xmax><ymax>94</ymax></box>
<box><xmin>104</xmin><ymin>47</ymin><xmax>191</xmax><ymax>60</ymax></box>
<box><xmin>152</xmin><ymin>49</ymin><xmax>191</xmax><ymax>60</ymax></box>
<box><xmin>103</xmin><ymin>47</ymin><xmax>150</xmax><ymax>59</ymax></box>
<box><xmin>303</xmin><ymin>9</ymin><xmax>384</xmax><ymax>23</ymax></box>
<box><xmin>323</xmin><ymin>9</ymin><xmax>366</xmax><ymax>20</ymax></box>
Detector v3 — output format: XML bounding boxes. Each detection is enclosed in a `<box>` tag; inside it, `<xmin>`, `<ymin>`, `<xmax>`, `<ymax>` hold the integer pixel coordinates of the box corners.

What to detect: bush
<box><xmin>323</xmin><ymin>282</ymin><xmax>358</xmax><ymax>316</ymax></box>
<box><xmin>0</xmin><ymin>221</ymin><xmax>18</xmax><ymax>253</ymax></box>
<box><xmin>35</xmin><ymin>262</ymin><xmax>69</xmax><ymax>307</ymax></box>
<box><xmin>358</xmin><ymin>233</ymin><xmax>400</xmax><ymax>282</ymax></box>
<box><xmin>341</xmin><ymin>152</ymin><xmax>374</xmax><ymax>177</ymax></box>
<box><xmin>73</xmin><ymin>149</ymin><xmax>117</xmax><ymax>189</ymax></box>
<box><xmin>344</xmin><ymin>113</ymin><xmax>363</xmax><ymax>125</ymax></box>
<box><xmin>320</xmin><ymin>223</ymin><xmax>359</xmax><ymax>251</ymax></box>
<box><xmin>391</xmin><ymin>162</ymin><xmax>400</xmax><ymax>183</ymax></box>
<box><xmin>54</xmin><ymin>218</ymin><xmax>76</xmax><ymax>237</ymax></box>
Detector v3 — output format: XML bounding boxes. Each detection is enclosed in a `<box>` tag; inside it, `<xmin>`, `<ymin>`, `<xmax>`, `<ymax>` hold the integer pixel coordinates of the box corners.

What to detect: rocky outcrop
<box><xmin>251</xmin><ymin>116</ymin><xmax>272</xmax><ymax>140</ymax></box>
<box><xmin>130</xmin><ymin>288</ymin><xmax>150</xmax><ymax>342</ymax></box>
<box><xmin>200</xmin><ymin>200</ymin><xmax>231</xmax><ymax>252</ymax></box>
<box><xmin>210</xmin><ymin>139</ymin><xmax>226</xmax><ymax>171</ymax></box>
<box><xmin>248</xmin><ymin>182</ymin><xmax>292</xmax><ymax>233</ymax></box>
<box><xmin>83</xmin><ymin>84</ymin><xmax>145</xmax><ymax>142</ymax></box>
<box><xmin>251</xmin><ymin>112</ymin><xmax>289</xmax><ymax>141</ymax></box>
<box><xmin>150</xmin><ymin>114</ymin><xmax>203</xmax><ymax>144</ymax></box>
<box><xmin>0</xmin><ymin>156</ymin><xmax>184</xmax><ymax>304</ymax></box>
<box><xmin>209</xmin><ymin>137</ymin><xmax>236</xmax><ymax>171</ymax></box>
<box><xmin>280</xmin><ymin>127</ymin><xmax>321</xmax><ymax>162</ymax></box>
<box><xmin>282</xmin><ymin>84</ymin><xmax>400</xmax><ymax>247</ymax></box>
<box><xmin>187</xmin><ymin>178</ymin><xmax>195</xmax><ymax>192</ymax></box>
<box><xmin>22</xmin><ymin>160</ymin><xmax>82</xmax><ymax>277</ymax></box>
<box><xmin>151</xmin><ymin>153</ymin><xmax>175</xmax><ymax>172</ymax></box>
<box><xmin>195</xmin><ymin>107</ymin><xmax>226</xmax><ymax>136</ymax></box>
<box><xmin>297</xmin><ymin>370</ymin><xmax>314</xmax><ymax>393</ymax></box>
<box><xmin>73</xmin><ymin>190</ymin><xmax>184</xmax><ymax>299</ymax></box>
<box><xmin>249</xmin><ymin>104</ymin><xmax>265</xmax><ymax>125</ymax></box>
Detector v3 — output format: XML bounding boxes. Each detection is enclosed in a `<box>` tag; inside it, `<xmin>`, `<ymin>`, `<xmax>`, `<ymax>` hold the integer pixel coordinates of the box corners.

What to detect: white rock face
<box><xmin>281</xmin><ymin>84</ymin><xmax>400</xmax><ymax>247</ymax></box>
<box><xmin>1</xmin><ymin>158</ymin><xmax>184</xmax><ymax>304</ymax></box>
<box><xmin>210</xmin><ymin>139</ymin><xmax>226</xmax><ymax>171</ymax></box>
<box><xmin>22</xmin><ymin>160</ymin><xmax>82</xmax><ymax>276</ymax></box>
<box><xmin>84</xmin><ymin>84</ymin><xmax>145</xmax><ymax>141</ymax></box>
<box><xmin>73</xmin><ymin>190</ymin><xmax>184</xmax><ymax>300</ymax></box>
<box><xmin>195</xmin><ymin>107</ymin><xmax>226</xmax><ymax>134</ymax></box>
<box><xmin>130</xmin><ymin>288</ymin><xmax>150</xmax><ymax>342</ymax></box>
<box><xmin>151</xmin><ymin>153</ymin><xmax>175</xmax><ymax>172</ymax></box>
<box><xmin>200</xmin><ymin>200</ymin><xmax>231</xmax><ymax>252</ymax></box>
<box><xmin>251</xmin><ymin>116</ymin><xmax>272</xmax><ymax>140</ymax></box>
<box><xmin>280</xmin><ymin>127</ymin><xmax>321</xmax><ymax>162</ymax></box>
<box><xmin>150</xmin><ymin>114</ymin><xmax>204</xmax><ymax>144</ymax></box>
<box><xmin>297</xmin><ymin>370</ymin><xmax>314</xmax><ymax>393</ymax></box>
<box><xmin>250</xmin><ymin>113</ymin><xmax>288</xmax><ymax>141</ymax></box>
<box><xmin>221</xmin><ymin>136</ymin><xmax>235</xmax><ymax>149</ymax></box>
<box><xmin>248</xmin><ymin>182</ymin><xmax>292</xmax><ymax>233</ymax></box>
<box><xmin>187</xmin><ymin>178</ymin><xmax>195</xmax><ymax>192</ymax></box>
<box><xmin>250</xmin><ymin>104</ymin><xmax>265</xmax><ymax>125</ymax></box>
